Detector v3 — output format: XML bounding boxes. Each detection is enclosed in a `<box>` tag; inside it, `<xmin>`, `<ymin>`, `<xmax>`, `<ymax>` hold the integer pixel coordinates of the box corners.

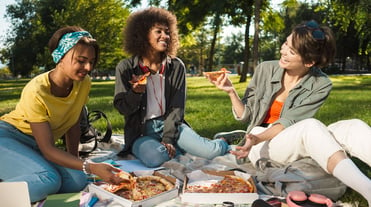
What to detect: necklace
<box><xmin>49</xmin><ymin>77</ymin><xmax>72</xmax><ymax>97</ymax></box>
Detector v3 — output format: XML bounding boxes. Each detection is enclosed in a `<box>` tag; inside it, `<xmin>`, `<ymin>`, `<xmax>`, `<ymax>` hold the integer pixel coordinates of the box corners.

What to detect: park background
<box><xmin>0</xmin><ymin>0</ymin><xmax>370</xmax><ymax>206</ymax></box>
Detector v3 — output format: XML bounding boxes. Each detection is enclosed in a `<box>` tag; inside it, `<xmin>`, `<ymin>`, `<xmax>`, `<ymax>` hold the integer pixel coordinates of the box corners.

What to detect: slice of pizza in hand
<box><xmin>129</xmin><ymin>72</ymin><xmax>150</xmax><ymax>85</ymax></box>
<box><xmin>104</xmin><ymin>171</ymin><xmax>135</xmax><ymax>193</ymax></box>
<box><xmin>203</xmin><ymin>68</ymin><xmax>231</xmax><ymax>81</ymax></box>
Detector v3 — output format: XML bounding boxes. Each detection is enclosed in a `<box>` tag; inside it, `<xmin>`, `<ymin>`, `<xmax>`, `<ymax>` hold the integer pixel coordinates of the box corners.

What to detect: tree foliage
<box><xmin>1</xmin><ymin>0</ymin><xmax>369</xmax><ymax>77</ymax></box>
<box><xmin>1</xmin><ymin>0</ymin><xmax>129</xmax><ymax>76</ymax></box>
<box><xmin>316</xmin><ymin>0</ymin><xmax>370</xmax><ymax>71</ymax></box>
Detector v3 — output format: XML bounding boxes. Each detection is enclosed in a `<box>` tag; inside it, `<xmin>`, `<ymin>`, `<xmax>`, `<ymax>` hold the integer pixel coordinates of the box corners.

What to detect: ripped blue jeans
<box><xmin>0</xmin><ymin>121</ymin><xmax>87</xmax><ymax>202</ymax></box>
<box><xmin>132</xmin><ymin>119</ymin><xmax>230</xmax><ymax>167</ymax></box>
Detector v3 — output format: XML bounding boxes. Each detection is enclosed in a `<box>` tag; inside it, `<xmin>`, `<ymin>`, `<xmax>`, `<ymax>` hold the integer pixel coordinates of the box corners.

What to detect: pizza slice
<box><xmin>132</xmin><ymin>175</ymin><xmax>175</xmax><ymax>201</ymax></box>
<box><xmin>103</xmin><ymin>174</ymin><xmax>175</xmax><ymax>201</ymax></box>
<box><xmin>129</xmin><ymin>72</ymin><xmax>150</xmax><ymax>85</ymax></box>
<box><xmin>203</xmin><ymin>68</ymin><xmax>231</xmax><ymax>81</ymax></box>
<box><xmin>104</xmin><ymin>171</ymin><xmax>135</xmax><ymax>193</ymax></box>
<box><xmin>220</xmin><ymin>175</ymin><xmax>254</xmax><ymax>193</ymax></box>
<box><xmin>185</xmin><ymin>174</ymin><xmax>254</xmax><ymax>193</ymax></box>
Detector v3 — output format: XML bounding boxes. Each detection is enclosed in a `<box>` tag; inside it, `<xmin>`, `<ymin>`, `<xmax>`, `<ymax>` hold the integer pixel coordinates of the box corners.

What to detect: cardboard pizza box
<box><xmin>180</xmin><ymin>170</ymin><xmax>259</xmax><ymax>204</ymax></box>
<box><xmin>85</xmin><ymin>171</ymin><xmax>179</xmax><ymax>207</ymax></box>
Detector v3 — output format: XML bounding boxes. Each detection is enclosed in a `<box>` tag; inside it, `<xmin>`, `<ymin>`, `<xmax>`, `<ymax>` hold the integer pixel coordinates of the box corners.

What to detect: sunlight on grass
<box><xmin>0</xmin><ymin>74</ymin><xmax>370</xmax><ymax>205</ymax></box>
<box><xmin>0</xmin><ymin>75</ymin><xmax>369</xmax><ymax>134</ymax></box>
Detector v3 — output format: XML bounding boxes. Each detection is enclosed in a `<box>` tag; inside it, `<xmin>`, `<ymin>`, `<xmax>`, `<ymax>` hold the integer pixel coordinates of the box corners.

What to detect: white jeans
<box><xmin>248</xmin><ymin>118</ymin><xmax>371</xmax><ymax>172</ymax></box>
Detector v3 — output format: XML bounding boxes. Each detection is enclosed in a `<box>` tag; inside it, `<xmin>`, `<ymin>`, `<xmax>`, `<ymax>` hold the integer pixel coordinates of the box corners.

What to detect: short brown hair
<box><xmin>123</xmin><ymin>7</ymin><xmax>179</xmax><ymax>58</ymax></box>
<box><xmin>291</xmin><ymin>20</ymin><xmax>336</xmax><ymax>68</ymax></box>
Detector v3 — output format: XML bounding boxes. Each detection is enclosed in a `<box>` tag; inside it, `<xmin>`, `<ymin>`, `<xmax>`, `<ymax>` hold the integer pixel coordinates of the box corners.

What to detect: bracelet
<box><xmin>82</xmin><ymin>159</ymin><xmax>91</xmax><ymax>175</ymax></box>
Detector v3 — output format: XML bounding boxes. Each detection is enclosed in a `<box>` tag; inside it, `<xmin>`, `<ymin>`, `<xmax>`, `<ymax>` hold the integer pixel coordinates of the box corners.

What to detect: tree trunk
<box><xmin>207</xmin><ymin>14</ymin><xmax>222</xmax><ymax>71</ymax></box>
<box><xmin>240</xmin><ymin>16</ymin><xmax>252</xmax><ymax>82</ymax></box>
<box><xmin>252</xmin><ymin>0</ymin><xmax>262</xmax><ymax>74</ymax></box>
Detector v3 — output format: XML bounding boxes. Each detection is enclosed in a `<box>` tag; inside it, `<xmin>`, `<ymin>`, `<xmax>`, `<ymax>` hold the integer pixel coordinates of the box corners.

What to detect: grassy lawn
<box><xmin>0</xmin><ymin>74</ymin><xmax>370</xmax><ymax>205</ymax></box>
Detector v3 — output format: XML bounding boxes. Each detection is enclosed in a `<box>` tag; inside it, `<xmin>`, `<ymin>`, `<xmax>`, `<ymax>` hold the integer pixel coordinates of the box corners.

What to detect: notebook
<box><xmin>0</xmin><ymin>181</ymin><xmax>31</xmax><ymax>207</ymax></box>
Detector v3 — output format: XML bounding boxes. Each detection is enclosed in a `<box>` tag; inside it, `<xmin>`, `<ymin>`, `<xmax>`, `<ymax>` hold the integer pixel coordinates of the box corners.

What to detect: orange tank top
<box><xmin>263</xmin><ymin>99</ymin><xmax>283</xmax><ymax>124</ymax></box>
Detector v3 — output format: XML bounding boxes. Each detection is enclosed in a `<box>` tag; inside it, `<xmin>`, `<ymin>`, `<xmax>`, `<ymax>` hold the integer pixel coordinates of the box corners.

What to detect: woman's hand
<box><xmin>132</xmin><ymin>83</ymin><xmax>146</xmax><ymax>93</ymax></box>
<box><xmin>161</xmin><ymin>142</ymin><xmax>176</xmax><ymax>158</ymax></box>
<box><xmin>89</xmin><ymin>162</ymin><xmax>124</xmax><ymax>185</ymax></box>
<box><xmin>230</xmin><ymin>133</ymin><xmax>257</xmax><ymax>159</ymax></box>
<box><xmin>207</xmin><ymin>73</ymin><xmax>234</xmax><ymax>94</ymax></box>
<box><xmin>131</xmin><ymin>74</ymin><xmax>147</xmax><ymax>93</ymax></box>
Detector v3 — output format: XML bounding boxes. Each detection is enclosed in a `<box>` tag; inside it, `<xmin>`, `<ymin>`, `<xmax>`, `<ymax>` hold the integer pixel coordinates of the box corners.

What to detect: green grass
<box><xmin>0</xmin><ymin>75</ymin><xmax>370</xmax><ymax>205</ymax></box>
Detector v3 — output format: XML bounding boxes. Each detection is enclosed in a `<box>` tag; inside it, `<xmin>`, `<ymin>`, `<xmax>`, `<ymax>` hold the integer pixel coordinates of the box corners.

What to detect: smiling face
<box><xmin>279</xmin><ymin>34</ymin><xmax>308</xmax><ymax>71</ymax></box>
<box><xmin>148</xmin><ymin>23</ymin><xmax>170</xmax><ymax>53</ymax></box>
<box><xmin>60</xmin><ymin>43</ymin><xmax>96</xmax><ymax>81</ymax></box>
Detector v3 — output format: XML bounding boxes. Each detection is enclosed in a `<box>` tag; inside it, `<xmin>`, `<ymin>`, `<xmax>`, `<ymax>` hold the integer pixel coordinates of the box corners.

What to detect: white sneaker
<box><xmin>213</xmin><ymin>130</ymin><xmax>246</xmax><ymax>144</ymax></box>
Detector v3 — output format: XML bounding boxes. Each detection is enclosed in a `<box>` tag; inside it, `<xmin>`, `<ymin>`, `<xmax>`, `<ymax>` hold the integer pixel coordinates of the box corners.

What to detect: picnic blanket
<box><xmin>82</xmin><ymin>135</ymin><xmax>262</xmax><ymax>206</ymax></box>
<box><xmin>82</xmin><ymin>135</ymin><xmax>353</xmax><ymax>207</ymax></box>
<box><xmin>85</xmin><ymin>135</ymin><xmax>258</xmax><ymax>179</ymax></box>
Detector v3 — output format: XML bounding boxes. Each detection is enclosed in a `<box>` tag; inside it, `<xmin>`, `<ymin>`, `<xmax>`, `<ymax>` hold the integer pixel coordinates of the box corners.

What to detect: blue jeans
<box><xmin>132</xmin><ymin>119</ymin><xmax>230</xmax><ymax>167</ymax></box>
<box><xmin>0</xmin><ymin>121</ymin><xmax>87</xmax><ymax>202</ymax></box>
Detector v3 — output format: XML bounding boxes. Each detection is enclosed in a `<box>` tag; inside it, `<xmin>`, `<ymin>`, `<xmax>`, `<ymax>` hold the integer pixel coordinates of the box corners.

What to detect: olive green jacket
<box><xmin>235</xmin><ymin>60</ymin><xmax>332</xmax><ymax>133</ymax></box>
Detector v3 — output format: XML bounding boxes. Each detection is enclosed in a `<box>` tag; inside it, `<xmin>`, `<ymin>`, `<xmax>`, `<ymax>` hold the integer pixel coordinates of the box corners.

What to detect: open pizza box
<box><xmin>181</xmin><ymin>169</ymin><xmax>259</xmax><ymax>204</ymax></box>
<box><xmin>85</xmin><ymin>170</ymin><xmax>179</xmax><ymax>207</ymax></box>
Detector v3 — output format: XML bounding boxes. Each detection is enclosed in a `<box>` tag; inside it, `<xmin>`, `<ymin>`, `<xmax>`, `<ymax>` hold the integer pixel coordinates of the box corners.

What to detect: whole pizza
<box><xmin>185</xmin><ymin>175</ymin><xmax>254</xmax><ymax>193</ymax></box>
<box><xmin>103</xmin><ymin>172</ymin><xmax>174</xmax><ymax>201</ymax></box>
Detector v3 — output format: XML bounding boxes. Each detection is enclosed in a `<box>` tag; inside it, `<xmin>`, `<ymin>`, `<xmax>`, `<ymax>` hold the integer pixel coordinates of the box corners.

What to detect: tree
<box><xmin>316</xmin><ymin>0</ymin><xmax>370</xmax><ymax>71</ymax></box>
<box><xmin>252</xmin><ymin>0</ymin><xmax>263</xmax><ymax>74</ymax></box>
<box><xmin>222</xmin><ymin>33</ymin><xmax>244</xmax><ymax>65</ymax></box>
<box><xmin>259</xmin><ymin>4</ymin><xmax>285</xmax><ymax>60</ymax></box>
<box><xmin>1</xmin><ymin>0</ymin><xmax>129</xmax><ymax>77</ymax></box>
<box><xmin>226</xmin><ymin>0</ymin><xmax>254</xmax><ymax>82</ymax></box>
<box><xmin>206</xmin><ymin>8</ymin><xmax>223</xmax><ymax>71</ymax></box>
<box><xmin>2</xmin><ymin>0</ymin><xmax>39</xmax><ymax>76</ymax></box>
<box><xmin>52</xmin><ymin>0</ymin><xmax>130</xmax><ymax>73</ymax></box>
<box><xmin>169</xmin><ymin>0</ymin><xmax>225</xmax><ymax>71</ymax></box>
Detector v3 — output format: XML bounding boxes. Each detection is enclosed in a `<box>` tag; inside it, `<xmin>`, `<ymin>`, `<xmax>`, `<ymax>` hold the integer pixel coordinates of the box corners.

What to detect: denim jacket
<box><xmin>235</xmin><ymin>60</ymin><xmax>332</xmax><ymax>133</ymax></box>
<box><xmin>113</xmin><ymin>56</ymin><xmax>187</xmax><ymax>156</ymax></box>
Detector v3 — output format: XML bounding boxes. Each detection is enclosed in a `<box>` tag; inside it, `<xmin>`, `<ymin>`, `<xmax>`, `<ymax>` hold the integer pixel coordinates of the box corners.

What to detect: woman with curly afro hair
<box><xmin>113</xmin><ymin>7</ymin><xmax>231</xmax><ymax>167</ymax></box>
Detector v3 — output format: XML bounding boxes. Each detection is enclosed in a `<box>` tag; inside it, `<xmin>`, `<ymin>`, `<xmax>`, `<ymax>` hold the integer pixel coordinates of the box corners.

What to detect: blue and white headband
<box><xmin>51</xmin><ymin>31</ymin><xmax>93</xmax><ymax>63</ymax></box>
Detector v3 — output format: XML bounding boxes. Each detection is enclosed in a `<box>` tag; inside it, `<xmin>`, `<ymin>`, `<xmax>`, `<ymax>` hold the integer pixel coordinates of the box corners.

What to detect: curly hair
<box><xmin>123</xmin><ymin>7</ymin><xmax>179</xmax><ymax>58</ymax></box>
<box><xmin>291</xmin><ymin>20</ymin><xmax>336</xmax><ymax>68</ymax></box>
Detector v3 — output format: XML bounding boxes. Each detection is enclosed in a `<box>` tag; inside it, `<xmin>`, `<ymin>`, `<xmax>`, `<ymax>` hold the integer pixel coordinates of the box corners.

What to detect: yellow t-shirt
<box><xmin>1</xmin><ymin>71</ymin><xmax>91</xmax><ymax>141</ymax></box>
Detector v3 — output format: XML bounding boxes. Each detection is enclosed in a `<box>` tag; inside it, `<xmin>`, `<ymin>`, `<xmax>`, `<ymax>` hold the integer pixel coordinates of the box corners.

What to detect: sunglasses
<box><xmin>287</xmin><ymin>191</ymin><xmax>333</xmax><ymax>207</ymax></box>
<box><xmin>301</xmin><ymin>20</ymin><xmax>325</xmax><ymax>40</ymax></box>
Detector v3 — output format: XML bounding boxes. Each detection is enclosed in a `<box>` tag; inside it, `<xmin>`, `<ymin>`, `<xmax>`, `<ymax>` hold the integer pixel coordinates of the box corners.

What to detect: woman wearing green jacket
<box><xmin>208</xmin><ymin>20</ymin><xmax>371</xmax><ymax>205</ymax></box>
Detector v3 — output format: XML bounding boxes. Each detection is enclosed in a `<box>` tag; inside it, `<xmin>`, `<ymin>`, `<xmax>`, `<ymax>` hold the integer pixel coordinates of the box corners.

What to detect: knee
<box><xmin>299</xmin><ymin>118</ymin><xmax>325</xmax><ymax>129</ymax></box>
<box><xmin>133</xmin><ymin>140</ymin><xmax>169</xmax><ymax>167</ymax></box>
<box><xmin>37</xmin><ymin>171</ymin><xmax>62</xmax><ymax>193</ymax></box>
<box><xmin>59</xmin><ymin>170</ymin><xmax>87</xmax><ymax>193</ymax></box>
<box><xmin>29</xmin><ymin>171</ymin><xmax>61</xmax><ymax>202</ymax></box>
<box><xmin>348</xmin><ymin>119</ymin><xmax>368</xmax><ymax>128</ymax></box>
<box><xmin>139</xmin><ymin>148</ymin><xmax>169</xmax><ymax>167</ymax></box>
<box><xmin>328</xmin><ymin>118</ymin><xmax>369</xmax><ymax>132</ymax></box>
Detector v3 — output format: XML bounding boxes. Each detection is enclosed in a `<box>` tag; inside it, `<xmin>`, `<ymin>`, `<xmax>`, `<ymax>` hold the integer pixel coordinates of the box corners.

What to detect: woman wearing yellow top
<box><xmin>0</xmin><ymin>26</ymin><xmax>123</xmax><ymax>203</ymax></box>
